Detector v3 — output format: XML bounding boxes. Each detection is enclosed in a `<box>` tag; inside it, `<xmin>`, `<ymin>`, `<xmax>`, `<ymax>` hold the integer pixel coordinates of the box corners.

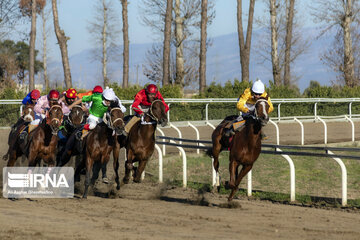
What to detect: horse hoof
<box><xmin>116</xmin><ymin>185</ymin><xmax>120</xmax><ymax>190</ymax></box>
<box><xmin>123</xmin><ymin>178</ymin><xmax>129</xmax><ymax>184</ymax></box>
<box><xmin>82</xmin><ymin>195</ymin><xmax>87</xmax><ymax>199</ymax></box>
<box><xmin>126</xmin><ymin>163</ymin><xmax>133</xmax><ymax>170</ymax></box>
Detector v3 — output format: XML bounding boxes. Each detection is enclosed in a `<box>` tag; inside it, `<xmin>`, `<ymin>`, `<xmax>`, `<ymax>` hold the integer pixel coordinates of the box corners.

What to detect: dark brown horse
<box><xmin>6</xmin><ymin>104</ymin><xmax>63</xmax><ymax>167</ymax></box>
<box><xmin>3</xmin><ymin>104</ymin><xmax>36</xmax><ymax>161</ymax></box>
<box><xmin>81</xmin><ymin>107</ymin><xmax>125</xmax><ymax>198</ymax></box>
<box><xmin>209</xmin><ymin>98</ymin><xmax>270</xmax><ymax>201</ymax></box>
<box><xmin>56</xmin><ymin>105</ymin><xmax>86</xmax><ymax>166</ymax></box>
<box><xmin>118</xmin><ymin>99</ymin><xmax>168</xmax><ymax>185</ymax></box>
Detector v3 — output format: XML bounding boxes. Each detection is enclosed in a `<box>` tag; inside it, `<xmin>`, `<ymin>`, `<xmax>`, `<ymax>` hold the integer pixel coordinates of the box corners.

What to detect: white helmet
<box><xmin>251</xmin><ymin>79</ymin><xmax>265</xmax><ymax>95</ymax></box>
<box><xmin>102</xmin><ymin>88</ymin><xmax>116</xmax><ymax>101</ymax></box>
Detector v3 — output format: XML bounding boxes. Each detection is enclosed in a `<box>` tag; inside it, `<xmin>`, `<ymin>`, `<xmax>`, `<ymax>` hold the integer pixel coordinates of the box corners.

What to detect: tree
<box><xmin>199</xmin><ymin>0</ymin><xmax>207</xmax><ymax>93</ymax></box>
<box><xmin>269</xmin><ymin>0</ymin><xmax>281</xmax><ymax>86</ymax></box>
<box><xmin>311</xmin><ymin>0</ymin><xmax>359</xmax><ymax>87</ymax></box>
<box><xmin>162</xmin><ymin>0</ymin><xmax>173</xmax><ymax>86</ymax></box>
<box><xmin>139</xmin><ymin>0</ymin><xmax>214</xmax><ymax>88</ymax></box>
<box><xmin>19</xmin><ymin>0</ymin><xmax>46</xmax><ymax>90</ymax></box>
<box><xmin>120</xmin><ymin>0</ymin><xmax>129</xmax><ymax>88</ymax></box>
<box><xmin>0</xmin><ymin>0</ymin><xmax>24</xmax><ymax>40</ymax></box>
<box><xmin>40</xmin><ymin>5</ymin><xmax>51</xmax><ymax>91</ymax></box>
<box><xmin>51</xmin><ymin>0</ymin><xmax>72</xmax><ymax>88</ymax></box>
<box><xmin>88</xmin><ymin>0</ymin><xmax>120</xmax><ymax>87</ymax></box>
<box><xmin>283</xmin><ymin>0</ymin><xmax>295</xmax><ymax>86</ymax></box>
<box><xmin>237</xmin><ymin>0</ymin><xmax>256</xmax><ymax>83</ymax></box>
<box><xmin>0</xmin><ymin>40</ymin><xmax>43</xmax><ymax>90</ymax></box>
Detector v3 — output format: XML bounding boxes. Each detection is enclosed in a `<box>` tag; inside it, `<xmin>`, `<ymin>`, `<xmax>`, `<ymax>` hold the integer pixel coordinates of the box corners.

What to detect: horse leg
<box><xmin>113</xmin><ymin>144</ymin><xmax>121</xmax><ymax>190</ymax></box>
<box><xmin>74</xmin><ymin>155</ymin><xmax>85</xmax><ymax>182</ymax></box>
<box><xmin>123</xmin><ymin>149</ymin><xmax>134</xmax><ymax>184</ymax></box>
<box><xmin>228</xmin><ymin>164</ymin><xmax>253</xmax><ymax>202</ymax></box>
<box><xmin>83</xmin><ymin>155</ymin><xmax>93</xmax><ymax>199</ymax></box>
<box><xmin>133</xmin><ymin>159</ymin><xmax>147</xmax><ymax>183</ymax></box>
<box><xmin>7</xmin><ymin>149</ymin><xmax>20</xmax><ymax>167</ymax></box>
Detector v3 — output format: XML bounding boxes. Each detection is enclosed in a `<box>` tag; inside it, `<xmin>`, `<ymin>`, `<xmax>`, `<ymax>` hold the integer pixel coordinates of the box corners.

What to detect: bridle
<box><xmin>108</xmin><ymin>107</ymin><xmax>124</xmax><ymax>130</ymax></box>
<box><xmin>146</xmin><ymin>99</ymin><xmax>162</xmax><ymax>123</ymax></box>
<box><xmin>68</xmin><ymin>105</ymin><xmax>84</xmax><ymax>127</ymax></box>
<box><xmin>253</xmin><ymin>99</ymin><xmax>269</xmax><ymax>125</ymax></box>
<box><xmin>47</xmin><ymin>105</ymin><xmax>63</xmax><ymax>135</ymax></box>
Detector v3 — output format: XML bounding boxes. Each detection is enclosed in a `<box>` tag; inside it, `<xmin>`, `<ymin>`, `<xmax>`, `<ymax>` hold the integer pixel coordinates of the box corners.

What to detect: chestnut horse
<box><xmin>209</xmin><ymin>98</ymin><xmax>270</xmax><ymax>201</ymax></box>
<box><xmin>81</xmin><ymin>107</ymin><xmax>125</xmax><ymax>198</ymax></box>
<box><xmin>6</xmin><ymin>104</ymin><xmax>63</xmax><ymax>167</ymax></box>
<box><xmin>117</xmin><ymin>99</ymin><xmax>167</xmax><ymax>185</ymax></box>
<box><xmin>3</xmin><ymin>104</ymin><xmax>35</xmax><ymax>161</ymax></box>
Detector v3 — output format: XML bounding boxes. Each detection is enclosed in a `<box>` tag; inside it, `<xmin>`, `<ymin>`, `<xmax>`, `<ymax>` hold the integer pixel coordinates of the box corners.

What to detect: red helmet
<box><xmin>65</xmin><ymin>88</ymin><xmax>77</xmax><ymax>99</ymax></box>
<box><xmin>48</xmin><ymin>89</ymin><xmax>60</xmax><ymax>100</ymax></box>
<box><xmin>30</xmin><ymin>89</ymin><xmax>41</xmax><ymax>100</ymax></box>
<box><xmin>146</xmin><ymin>84</ymin><xmax>158</xmax><ymax>94</ymax></box>
<box><xmin>93</xmin><ymin>85</ymin><xmax>103</xmax><ymax>93</ymax></box>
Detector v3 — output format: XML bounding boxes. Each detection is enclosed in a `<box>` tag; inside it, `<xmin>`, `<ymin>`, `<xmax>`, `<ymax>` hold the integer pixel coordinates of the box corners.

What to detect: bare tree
<box><xmin>19</xmin><ymin>0</ymin><xmax>46</xmax><ymax>91</ymax></box>
<box><xmin>237</xmin><ymin>0</ymin><xmax>256</xmax><ymax>83</ymax></box>
<box><xmin>269</xmin><ymin>0</ymin><xmax>281</xmax><ymax>86</ymax></box>
<box><xmin>162</xmin><ymin>0</ymin><xmax>173</xmax><ymax>86</ymax></box>
<box><xmin>283</xmin><ymin>0</ymin><xmax>295</xmax><ymax>86</ymax></box>
<box><xmin>311</xmin><ymin>0</ymin><xmax>359</xmax><ymax>87</ymax></box>
<box><xmin>41</xmin><ymin>5</ymin><xmax>51</xmax><ymax>91</ymax></box>
<box><xmin>0</xmin><ymin>0</ymin><xmax>24</xmax><ymax>40</ymax></box>
<box><xmin>88</xmin><ymin>0</ymin><xmax>120</xmax><ymax>87</ymax></box>
<box><xmin>255</xmin><ymin>0</ymin><xmax>308</xmax><ymax>87</ymax></box>
<box><xmin>199</xmin><ymin>0</ymin><xmax>207</xmax><ymax>93</ymax></box>
<box><xmin>51</xmin><ymin>0</ymin><xmax>72</xmax><ymax>88</ymax></box>
<box><xmin>139</xmin><ymin>0</ymin><xmax>214</xmax><ymax>87</ymax></box>
<box><xmin>120</xmin><ymin>0</ymin><xmax>129</xmax><ymax>88</ymax></box>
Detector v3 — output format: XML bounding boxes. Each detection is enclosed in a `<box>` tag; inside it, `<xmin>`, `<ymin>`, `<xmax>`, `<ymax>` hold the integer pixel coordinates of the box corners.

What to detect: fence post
<box><xmin>155</xmin><ymin>144</ymin><xmax>163</xmax><ymax>183</ymax></box>
<box><xmin>345</xmin><ymin>116</ymin><xmax>355</xmax><ymax>142</ymax></box>
<box><xmin>167</xmin><ymin>103</ymin><xmax>171</xmax><ymax>123</ymax></box>
<box><xmin>156</xmin><ymin>128</ymin><xmax>166</xmax><ymax>156</ymax></box>
<box><xmin>317</xmin><ymin>117</ymin><xmax>327</xmax><ymax>144</ymax></box>
<box><xmin>188</xmin><ymin>122</ymin><xmax>200</xmax><ymax>154</ymax></box>
<box><xmin>205</xmin><ymin>103</ymin><xmax>209</xmax><ymax>122</ymax></box>
<box><xmin>294</xmin><ymin>117</ymin><xmax>304</xmax><ymax>145</ymax></box>
<box><xmin>277</xmin><ymin>103</ymin><xmax>281</xmax><ymax>121</ymax></box>
<box><xmin>169</xmin><ymin>140</ymin><xmax>187</xmax><ymax>188</ymax></box>
<box><xmin>328</xmin><ymin>150</ymin><xmax>347</xmax><ymax>206</ymax></box>
<box><xmin>269</xmin><ymin>120</ymin><xmax>280</xmax><ymax>145</ymax></box>
<box><xmin>348</xmin><ymin>102</ymin><xmax>352</xmax><ymax>118</ymax></box>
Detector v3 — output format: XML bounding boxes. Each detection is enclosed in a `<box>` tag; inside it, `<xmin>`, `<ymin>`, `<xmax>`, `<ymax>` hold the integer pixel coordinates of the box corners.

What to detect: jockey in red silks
<box><xmin>124</xmin><ymin>84</ymin><xmax>169</xmax><ymax>135</ymax></box>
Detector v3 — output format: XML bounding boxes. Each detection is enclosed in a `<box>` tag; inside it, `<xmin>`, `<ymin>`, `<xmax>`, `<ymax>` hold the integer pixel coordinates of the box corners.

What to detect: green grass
<box><xmin>144</xmin><ymin>145</ymin><xmax>360</xmax><ymax>208</ymax></box>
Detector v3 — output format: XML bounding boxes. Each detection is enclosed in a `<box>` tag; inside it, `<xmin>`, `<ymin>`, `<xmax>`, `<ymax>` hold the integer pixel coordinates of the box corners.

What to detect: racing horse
<box><xmin>6</xmin><ymin>103</ymin><xmax>63</xmax><ymax>167</ymax></box>
<box><xmin>208</xmin><ymin>97</ymin><xmax>270</xmax><ymax>201</ymax></box>
<box><xmin>81</xmin><ymin>107</ymin><xmax>125</xmax><ymax>198</ymax></box>
<box><xmin>3</xmin><ymin>103</ymin><xmax>36</xmax><ymax>161</ymax></box>
<box><xmin>56</xmin><ymin>104</ymin><xmax>86</xmax><ymax>166</ymax></box>
<box><xmin>118</xmin><ymin>99</ymin><xmax>167</xmax><ymax>185</ymax></box>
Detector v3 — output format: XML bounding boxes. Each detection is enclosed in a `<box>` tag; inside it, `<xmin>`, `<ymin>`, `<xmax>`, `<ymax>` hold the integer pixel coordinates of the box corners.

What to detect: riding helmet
<box><xmin>48</xmin><ymin>89</ymin><xmax>60</xmax><ymax>100</ymax></box>
<box><xmin>251</xmin><ymin>79</ymin><xmax>265</xmax><ymax>95</ymax></box>
<box><xmin>93</xmin><ymin>85</ymin><xmax>103</xmax><ymax>93</ymax></box>
<box><xmin>65</xmin><ymin>88</ymin><xmax>77</xmax><ymax>99</ymax></box>
<box><xmin>102</xmin><ymin>88</ymin><xmax>116</xmax><ymax>101</ymax></box>
<box><xmin>30</xmin><ymin>89</ymin><xmax>41</xmax><ymax>100</ymax></box>
<box><xmin>146</xmin><ymin>84</ymin><xmax>158</xmax><ymax>94</ymax></box>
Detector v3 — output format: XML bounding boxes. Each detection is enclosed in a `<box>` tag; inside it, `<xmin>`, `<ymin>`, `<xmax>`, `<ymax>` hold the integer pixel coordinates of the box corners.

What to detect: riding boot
<box><xmin>124</xmin><ymin>116</ymin><xmax>141</xmax><ymax>136</ymax></box>
<box><xmin>224</xmin><ymin>127</ymin><xmax>235</xmax><ymax>137</ymax></box>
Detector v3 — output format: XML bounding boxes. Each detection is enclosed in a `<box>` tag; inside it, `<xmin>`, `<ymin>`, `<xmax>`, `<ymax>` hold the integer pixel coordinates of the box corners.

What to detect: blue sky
<box><xmin>25</xmin><ymin>0</ymin><xmax>311</xmax><ymax>61</ymax></box>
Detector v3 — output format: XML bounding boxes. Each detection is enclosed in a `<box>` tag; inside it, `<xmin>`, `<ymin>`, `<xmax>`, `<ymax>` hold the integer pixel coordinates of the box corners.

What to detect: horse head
<box><xmin>47</xmin><ymin>104</ymin><xmax>63</xmax><ymax>134</ymax></box>
<box><xmin>148</xmin><ymin>99</ymin><xmax>168</xmax><ymax>127</ymax></box>
<box><xmin>254</xmin><ymin>97</ymin><xmax>270</xmax><ymax>126</ymax></box>
<box><xmin>108</xmin><ymin>107</ymin><xmax>125</xmax><ymax>135</ymax></box>
<box><xmin>23</xmin><ymin>104</ymin><xmax>35</xmax><ymax>122</ymax></box>
<box><xmin>69</xmin><ymin>105</ymin><xmax>85</xmax><ymax>128</ymax></box>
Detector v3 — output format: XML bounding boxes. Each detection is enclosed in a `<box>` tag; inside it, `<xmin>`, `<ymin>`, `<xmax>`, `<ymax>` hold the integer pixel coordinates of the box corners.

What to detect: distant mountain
<box><xmin>48</xmin><ymin>27</ymin><xmax>335</xmax><ymax>93</ymax></box>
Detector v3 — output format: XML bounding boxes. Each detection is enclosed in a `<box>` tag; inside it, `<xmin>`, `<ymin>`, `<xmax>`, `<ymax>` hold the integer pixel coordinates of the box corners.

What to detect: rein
<box><xmin>46</xmin><ymin>105</ymin><xmax>63</xmax><ymax>135</ymax></box>
<box><xmin>68</xmin><ymin>105</ymin><xmax>84</xmax><ymax>127</ymax></box>
<box><xmin>145</xmin><ymin>99</ymin><xmax>162</xmax><ymax>124</ymax></box>
<box><xmin>107</xmin><ymin>107</ymin><xmax>124</xmax><ymax>131</ymax></box>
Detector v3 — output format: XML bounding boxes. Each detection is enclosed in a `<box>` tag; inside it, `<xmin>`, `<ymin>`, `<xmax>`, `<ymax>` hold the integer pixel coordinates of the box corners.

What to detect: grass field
<box><xmin>143</xmin><ymin>143</ymin><xmax>360</xmax><ymax>207</ymax></box>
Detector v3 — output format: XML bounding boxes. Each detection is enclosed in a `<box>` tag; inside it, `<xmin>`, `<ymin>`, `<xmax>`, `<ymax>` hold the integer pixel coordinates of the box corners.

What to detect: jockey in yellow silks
<box><xmin>224</xmin><ymin>79</ymin><xmax>274</xmax><ymax>137</ymax></box>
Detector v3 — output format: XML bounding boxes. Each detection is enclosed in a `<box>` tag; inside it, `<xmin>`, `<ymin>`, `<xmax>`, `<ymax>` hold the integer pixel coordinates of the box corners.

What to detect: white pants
<box><xmin>30</xmin><ymin>113</ymin><xmax>45</xmax><ymax>125</ymax></box>
<box><xmin>87</xmin><ymin>114</ymin><xmax>103</xmax><ymax>130</ymax></box>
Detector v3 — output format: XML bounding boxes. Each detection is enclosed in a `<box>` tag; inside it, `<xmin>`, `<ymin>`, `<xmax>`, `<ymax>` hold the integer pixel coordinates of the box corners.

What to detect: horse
<box><xmin>3</xmin><ymin>104</ymin><xmax>35</xmax><ymax>162</ymax></box>
<box><xmin>118</xmin><ymin>99</ymin><xmax>168</xmax><ymax>185</ymax></box>
<box><xmin>6</xmin><ymin>103</ymin><xmax>63</xmax><ymax>167</ymax></box>
<box><xmin>81</xmin><ymin>107</ymin><xmax>125</xmax><ymax>198</ymax></box>
<box><xmin>56</xmin><ymin>105</ymin><xmax>86</xmax><ymax>166</ymax></box>
<box><xmin>208</xmin><ymin>97</ymin><xmax>270</xmax><ymax>201</ymax></box>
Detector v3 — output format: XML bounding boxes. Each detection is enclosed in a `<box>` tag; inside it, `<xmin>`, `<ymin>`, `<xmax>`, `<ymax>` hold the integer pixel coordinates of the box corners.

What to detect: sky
<box><xmin>17</xmin><ymin>0</ymin><xmax>312</xmax><ymax>61</ymax></box>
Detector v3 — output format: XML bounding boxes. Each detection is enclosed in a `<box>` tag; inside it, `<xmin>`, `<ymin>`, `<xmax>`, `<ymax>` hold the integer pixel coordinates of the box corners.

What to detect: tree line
<box><xmin>0</xmin><ymin>0</ymin><xmax>359</xmax><ymax>94</ymax></box>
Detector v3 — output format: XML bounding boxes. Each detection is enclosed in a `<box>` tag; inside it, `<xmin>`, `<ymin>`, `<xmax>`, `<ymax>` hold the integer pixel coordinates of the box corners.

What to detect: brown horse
<box><xmin>118</xmin><ymin>99</ymin><xmax>168</xmax><ymax>185</ymax></box>
<box><xmin>209</xmin><ymin>98</ymin><xmax>270</xmax><ymax>201</ymax></box>
<box><xmin>56</xmin><ymin>105</ymin><xmax>86</xmax><ymax>166</ymax></box>
<box><xmin>3</xmin><ymin>104</ymin><xmax>36</xmax><ymax>161</ymax></box>
<box><xmin>81</xmin><ymin>107</ymin><xmax>125</xmax><ymax>198</ymax></box>
<box><xmin>6</xmin><ymin>104</ymin><xmax>63</xmax><ymax>167</ymax></box>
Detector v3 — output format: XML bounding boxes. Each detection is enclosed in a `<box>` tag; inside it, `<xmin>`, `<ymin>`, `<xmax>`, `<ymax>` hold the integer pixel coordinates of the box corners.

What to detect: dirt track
<box><xmin>1</xmin><ymin>123</ymin><xmax>360</xmax><ymax>240</ymax></box>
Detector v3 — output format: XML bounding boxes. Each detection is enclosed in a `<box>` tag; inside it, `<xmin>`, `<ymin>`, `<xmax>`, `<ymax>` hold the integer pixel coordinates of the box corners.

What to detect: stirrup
<box><xmin>224</xmin><ymin>128</ymin><xmax>235</xmax><ymax>137</ymax></box>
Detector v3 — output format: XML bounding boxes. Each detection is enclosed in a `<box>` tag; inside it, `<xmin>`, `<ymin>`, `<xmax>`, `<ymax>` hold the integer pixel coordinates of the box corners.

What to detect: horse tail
<box><xmin>205</xmin><ymin>147</ymin><xmax>213</xmax><ymax>157</ymax></box>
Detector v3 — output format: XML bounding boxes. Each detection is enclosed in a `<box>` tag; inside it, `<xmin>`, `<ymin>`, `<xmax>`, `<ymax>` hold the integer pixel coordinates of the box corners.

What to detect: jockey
<box><xmin>22</xmin><ymin>89</ymin><xmax>41</xmax><ymax>105</ymax></box>
<box><xmin>33</xmin><ymin>89</ymin><xmax>61</xmax><ymax>124</ymax></box>
<box><xmin>60</xmin><ymin>88</ymin><xmax>78</xmax><ymax>115</ymax></box>
<box><xmin>224</xmin><ymin>79</ymin><xmax>274</xmax><ymax>137</ymax></box>
<box><xmin>124</xmin><ymin>84</ymin><xmax>169</xmax><ymax>135</ymax></box>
